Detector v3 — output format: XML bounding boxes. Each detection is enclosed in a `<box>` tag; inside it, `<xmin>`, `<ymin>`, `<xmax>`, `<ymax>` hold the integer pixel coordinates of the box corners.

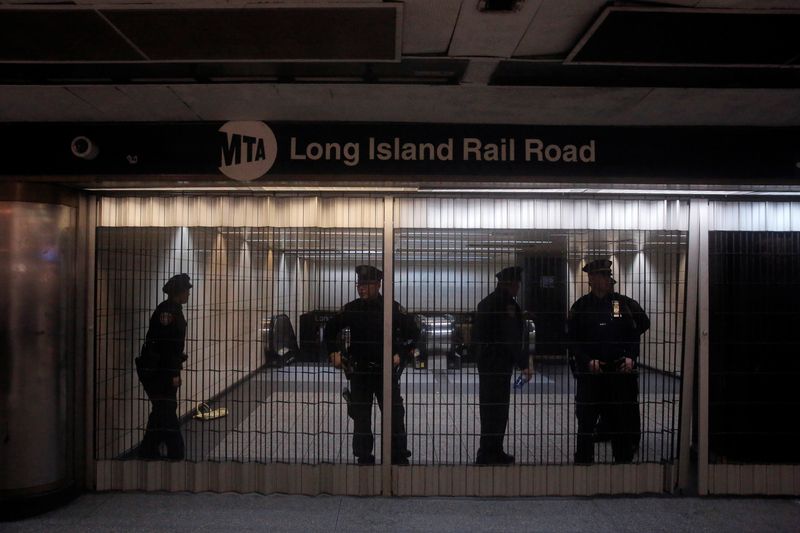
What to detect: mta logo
<box><xmin>218</xmin><ymin>122</ymin><xmax>277</xmax><ymax>181</ymax></box>
<box><xmin>220</xmin><ymin>133</ymin><xmax>267</xmax><ymax>166</ymax></box>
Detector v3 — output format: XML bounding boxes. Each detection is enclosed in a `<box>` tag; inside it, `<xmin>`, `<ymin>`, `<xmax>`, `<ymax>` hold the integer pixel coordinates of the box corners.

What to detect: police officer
<box><xmin>474</xmin><ymin>266</ymin><xmax>533</xmax><ymax>465</ymax></box>
<box><xmin>136</xmin><ymin>273</ymin><xmax>191</xmax><ymax>460</ymax></box>
<box><xmin>324</xmin><ymin>265</ymin><xmax>420</xmax><ymax>465</ymax></box>
<box><xmin>568</xmin><ymin>259</ymin><xmax>650</xmax><ymax>464</ymax></box>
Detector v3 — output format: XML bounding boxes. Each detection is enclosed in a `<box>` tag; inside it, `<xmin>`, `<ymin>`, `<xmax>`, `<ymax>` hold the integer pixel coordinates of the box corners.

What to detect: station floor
<box><xmin>175</xmin><ymin>361</ymin><xmax>678</xmax><ymax>465</ymax></box>
<box><xmin>4</xmin><ymin>492</ymin><xmax>800</xmax><ymax>532</ymax></box>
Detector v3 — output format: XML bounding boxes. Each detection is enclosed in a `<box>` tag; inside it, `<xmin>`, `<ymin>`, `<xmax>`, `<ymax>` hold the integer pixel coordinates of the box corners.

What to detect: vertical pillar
<box><xmin>696</xmin><ymin>200</ymin><xmax>710</xmax><ymax>495</ymax></box>
<box><xmin>678</xmin><ymin>199</ymin><xmax>702</xmax><ymax>493</ymax></box>
<box><xmin>381</xmin><ymin>197</ymin><xmax>394</xmax><ymax>495</ymax></box>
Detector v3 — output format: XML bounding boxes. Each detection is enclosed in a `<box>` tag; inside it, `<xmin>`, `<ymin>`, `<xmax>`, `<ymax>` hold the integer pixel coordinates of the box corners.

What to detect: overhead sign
<box><xmin>0</xmin><ymin>122</ymin><xmax>798</xmax><ymax>184</ymax></box>
<box><xmin>286</xmin><ymin>136</ymin><xmax>596</xmax><ymax>167</ymax></box>
<box><xmin>218</xmin><ymin>121</ymin><xmax>278</xmax><ymax>181</ymax></box>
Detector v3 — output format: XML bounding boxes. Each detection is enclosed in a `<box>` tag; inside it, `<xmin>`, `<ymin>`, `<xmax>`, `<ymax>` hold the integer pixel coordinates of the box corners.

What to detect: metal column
<box><xmin>381</xmin><ymin>196</ymin><xmax>394</xmax><ymax>495</ymax></box>
<box><xmin>677</xmin><ymin>198</ymin><xmax>703</xmax><ymax>493</ymax></box>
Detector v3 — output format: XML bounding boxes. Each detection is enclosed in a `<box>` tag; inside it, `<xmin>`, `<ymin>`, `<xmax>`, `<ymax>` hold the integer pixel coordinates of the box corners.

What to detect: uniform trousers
<box><xmin>139</xmin><ymin>382</ymin><xmax>185</xmax><ymax>460</ymax></box>
<box><xmin>575</xmin><ymin>371</ymin><xmax>640</xmax><ymax>464</ymax></box>
<box><xmin>349</xmin><ymin>369</ymin><xmax>408</xmax><ymax>462</ymax></box>
<box><xmin>478</xmin><ymin>370</ymin><xmax>512</xmax><ymax>458</ymax></box>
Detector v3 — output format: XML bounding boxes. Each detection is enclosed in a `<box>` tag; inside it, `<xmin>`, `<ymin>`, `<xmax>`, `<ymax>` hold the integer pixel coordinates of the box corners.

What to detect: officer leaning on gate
<box><xmin>324</xmin><ymin>265</ymin><xmax>420</xmax><ymax>465</ymax></box>
<box><xmin>567</xmin><ymin>259</ymin><xmax>650</xmax><ymax>464</ymax></box>
<box><xmin>474</xmin><ymin>266</ymin><xmax>534</xmax><ymax>465</ymax></box>
<box><xmin>135</xmin><ymin>273</ymin><xmax>192</xmax><ymax>460</ymax></box>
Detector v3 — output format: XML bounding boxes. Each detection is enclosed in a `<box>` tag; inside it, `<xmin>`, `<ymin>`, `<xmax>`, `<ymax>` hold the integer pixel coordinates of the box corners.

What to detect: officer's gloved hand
<box><xmin>589</xmin><ymin>359</ymin><xmax>602</xmax><ymax>374</ymax></box>
<box><xmin>617</xmin><ymin>357</ymin><xmax>635</xmax><ymax>373</ymax></box>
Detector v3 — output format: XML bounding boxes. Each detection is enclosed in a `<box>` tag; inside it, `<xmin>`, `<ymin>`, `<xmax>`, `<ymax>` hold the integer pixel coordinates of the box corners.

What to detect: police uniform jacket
<box><xmin>141</xmin><ymin>300</ymin><xmax>187</xmax><ymax>380</ymax></box>
<box><xmin>324</xmin><ymin>295</ymin><xmax>420</xmax><ymax>370</ymax></box>
<box><xmin>474</xmin><ymin>288</ymin><xmax>528</xmax><ymax>374</ymax></box>
<box><xmin>568</xmin><ymin>292</ymin><xmax>649</xmax><ymax>372</ymax></box>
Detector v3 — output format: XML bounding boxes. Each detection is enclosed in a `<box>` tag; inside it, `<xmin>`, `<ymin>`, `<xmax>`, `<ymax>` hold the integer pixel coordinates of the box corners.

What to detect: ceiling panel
<box><xmin>697</xmin><ymin>1</ymin><xmax>800</xmax><ymax>7</ymax></box>
<box><xmin>624</xmin><ymin>88</ymin><xmax>800</xmax><ymax>126</ymax></box>
<box><xmin>67</xmin><ymin>86</ymin><xmax>201</xmax><ymax>121</ymax></box>
<box><xmin>160</xmin><ymin>84</ymin><xmax>655</xmax><ymax>124</ymax></box>
<box><xmin>491</xmin><ymin>60</ymin><xmax>800</xmax><ymax>88</ymax></box>
<box><xmin>0</xmin><ymin>0</ymin><xmax>798</xmax><ymax>128</ymax></box>
<box><xmin>0</xmin><ymin>83</ymin><xmax>789</xmax><ymax>126</ymax></box>
<box><xmin>568</xmin><ymin>7</ymin><xmax>800</xmax><ymax>66</ymax></box>
<box><xmin>513</xmin><ymin>0</ymin><xmax>604</xmax><ymax>58</ymax></box>
<box><xmin>103</xmin><ymin>6</ymin><xmax>398</xmax><ymax>62</ymax></box>
<box><xmin>0</xmin><ymin>86</ymin><xmax>99</xmax><ymax>121</ymax></box>
<box><xmin>400</xmin><ymin>0</ymin><xmax>462</xmax><ymax>55</ymax></box>
<box><xmin>0</xmin><ymin>9</ymin><xmax>142</xmax><ymax>61</ymax></box>
<box><xmin>628</xmin><ymin>0</ymin><xmax>698</xmax><ymax>6</ymax></box>
<box><xmin>0</xmin><ymin>58</ymin><xmax>467</xmax><ymax>85</ymax></box>
<box><xmin>448</xmin><ymin>0</ymin><xmax>544</xmax><ymax>58</ymax></box>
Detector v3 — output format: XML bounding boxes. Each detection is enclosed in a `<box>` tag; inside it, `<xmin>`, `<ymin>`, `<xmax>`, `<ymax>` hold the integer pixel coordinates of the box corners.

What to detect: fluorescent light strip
<box><xmin>422</xmin><ymin>188</ymin><xmax>800</xmax><ymax>196</ymax></box>
<box><xmin>86</xmin><ymin>186</ymin><xmax>800</xmax><ymax>197</ymax></box>
<box><xmin>86</xmin><ymin>186</ymin><xmax>418</xmax><ymax>192</ymax></box>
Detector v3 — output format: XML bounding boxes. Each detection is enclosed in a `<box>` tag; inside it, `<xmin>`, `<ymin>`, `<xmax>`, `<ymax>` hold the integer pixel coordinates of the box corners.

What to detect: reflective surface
<box><xmin>0</xmin><ymin>201</ymin><xmax>76</xmax><ymax>492</ymax></box>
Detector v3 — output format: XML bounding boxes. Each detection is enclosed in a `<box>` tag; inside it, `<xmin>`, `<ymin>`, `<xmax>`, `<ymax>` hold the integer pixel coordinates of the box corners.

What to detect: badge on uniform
<box><xmin>159</xmin><ymin>312</ymin><xmax>174</xmax><ymax>325</ymax></box>
<box><xmin>612</xmin><ymin>300</ymin><xmax>621</xmax><ymax>318</ymax></box>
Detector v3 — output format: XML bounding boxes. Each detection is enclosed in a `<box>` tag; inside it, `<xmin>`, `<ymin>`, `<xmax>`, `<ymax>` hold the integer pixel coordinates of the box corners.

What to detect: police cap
<box><xmin>582</xmin><ymin>258</ymin><xmax>613</xmax><ymax>275</ymax></box>
<box><xmin>495</xmin><ymin>266</ymin><xmax>523</xmax><ymax>282</ymax></box>
<box><xmin>163</xmin><ymin>273</ymin><xmax>192</xmax><ymax>295</ymax></box>
<box><xmin>355</xmin><ymin>265</ymin><xmax>382</xmax><ymax>283</ymax></box>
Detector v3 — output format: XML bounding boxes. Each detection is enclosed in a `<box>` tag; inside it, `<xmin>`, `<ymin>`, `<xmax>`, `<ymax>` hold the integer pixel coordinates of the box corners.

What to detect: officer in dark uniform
<box><xmin>568</xmin><ymin>259</ymin><xmax>650</xmax><ymax>464</ymax></box>
<box><xmin>474</xmin><ymin>266</ymin><xmax>533</xmax><ymax>465</ymax></box>
<box><xmin>135</xmin><ymin>273</ymin><xmax>192</xmax><ymax>460</ymax></box>
<box><xmin>324</xmin><ymin>265</ymin><xmax>420</xmax><ymax>465</ymax></box>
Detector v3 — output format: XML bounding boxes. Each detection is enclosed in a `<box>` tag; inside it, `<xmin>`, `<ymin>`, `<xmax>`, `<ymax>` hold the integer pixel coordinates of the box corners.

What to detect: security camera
<box><xmin>71</xmin><ymin>136</ymin><xmax>99</xmax><ymax>160</ymax></box>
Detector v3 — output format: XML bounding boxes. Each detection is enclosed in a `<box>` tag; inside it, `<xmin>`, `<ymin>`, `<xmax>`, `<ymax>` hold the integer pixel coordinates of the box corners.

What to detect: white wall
<box><xmin>95</xmin><ymin>228</ymin><xmax>270</xmax><ymax>458</ymax></box>
<box><xmin>566</xmin><ymin>246</ymin><xmax>686</xmax><ymax>374</ymax></box>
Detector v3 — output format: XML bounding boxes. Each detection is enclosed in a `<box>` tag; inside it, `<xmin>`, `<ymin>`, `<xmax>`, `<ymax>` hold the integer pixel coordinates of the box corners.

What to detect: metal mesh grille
<box><xmin>95</xmin><ymin>225</ymin><xmax>383</xmax><ymax>463</ymax></box>
<box><xmin>393</xmin><ymin>224</ymin><xmax>684</xmax><ymax>465</ymax></box>
<box><xmin>94</xmin><ymin>195</ymin><xmax>685</xmax><ymax>469</ymax></box>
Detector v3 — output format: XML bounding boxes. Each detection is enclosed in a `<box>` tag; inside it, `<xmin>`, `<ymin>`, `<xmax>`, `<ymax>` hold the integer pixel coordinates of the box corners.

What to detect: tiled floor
<box><xmin>178</xmin><ymin>363</ymin><xmax>679</xmax><ymax>466</ymax></box>
<box><xmin>7</xmin><ymin>492</ymin><xmax>800</xmax><ymax>532</ymax></box>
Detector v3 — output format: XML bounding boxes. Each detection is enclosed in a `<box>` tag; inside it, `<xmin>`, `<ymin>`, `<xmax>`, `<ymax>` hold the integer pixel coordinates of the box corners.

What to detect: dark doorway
<box><xmin>523</xmin><ymin>254</ymin><xmax>568</xmax><ymax>357</ymax></box>
<box><xmin>709</xmin><ymin>231</ymin><xmax>800</xmax><ymax>463</ymax></box>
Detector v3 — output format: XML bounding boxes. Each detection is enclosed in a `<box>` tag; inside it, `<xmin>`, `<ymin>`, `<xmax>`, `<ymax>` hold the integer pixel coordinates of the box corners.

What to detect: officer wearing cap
<box><xmin>135</xmin><ymin>273</ymin><xmax>192</xmax><ymax>460</ymax></box>
<box><xmin>568</xmin><ymin>259</ymin><xmax>649</xmax><ymax>464</ymax></box>
<box><xmin>474</xmin><ymin>266</ymin><xmax>533</xmax><ymax>465</ymax></box>
<box><xmin>323</xmin><ymin>265</ymin><xmax>420</xmax><ymax>465</ymax></box>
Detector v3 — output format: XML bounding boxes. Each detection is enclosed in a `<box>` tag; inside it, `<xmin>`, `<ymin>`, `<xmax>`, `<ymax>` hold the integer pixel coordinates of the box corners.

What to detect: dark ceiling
<box><xmin>0</xmin><ymin>1</ymin><xmax>798</xmax><ymax>125</ymax></box>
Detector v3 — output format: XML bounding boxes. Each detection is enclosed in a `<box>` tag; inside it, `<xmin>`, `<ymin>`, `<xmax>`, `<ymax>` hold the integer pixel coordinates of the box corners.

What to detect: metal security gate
<box><xmin>93</xmin><ymin>195</ymin><xmax>688</xmax><ymax>495</ymax></box>
<box><xmin>701</xmin><ymin>201</ymin><xmax>800</xmax><ymax>495</ymax></box>
<box><xmin>390</xmin><ymin>198</ymin><xmax>685</xmax><ymax>494</ymax></box>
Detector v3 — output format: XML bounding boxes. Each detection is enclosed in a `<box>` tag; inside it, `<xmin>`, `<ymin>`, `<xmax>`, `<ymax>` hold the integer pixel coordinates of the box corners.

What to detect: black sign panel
<box><xmin>0</xmin><ymin>122</ymin><xmax>797</xmax><ymax>184</ymax></box>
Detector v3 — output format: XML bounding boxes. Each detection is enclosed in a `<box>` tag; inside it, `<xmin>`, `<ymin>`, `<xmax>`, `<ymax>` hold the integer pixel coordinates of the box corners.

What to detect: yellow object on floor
<box><xmin>193</xmin><ymin>402</ymin><xmax>228</xmax><ymax>421</ymax></box>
